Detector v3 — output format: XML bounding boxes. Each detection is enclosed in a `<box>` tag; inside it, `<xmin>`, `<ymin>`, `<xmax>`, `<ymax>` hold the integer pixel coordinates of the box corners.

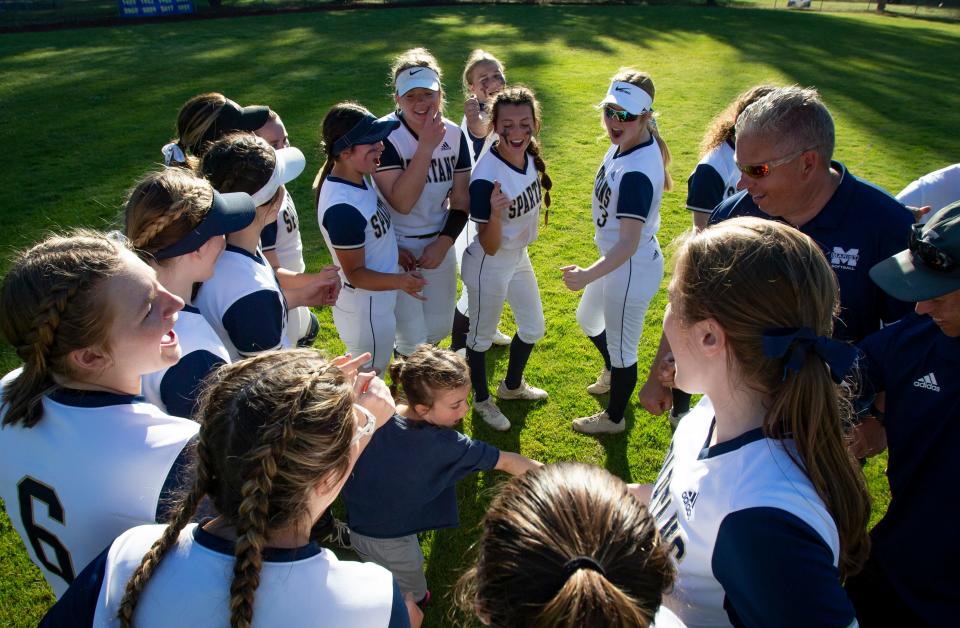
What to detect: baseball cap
<box><xmin>332</xmin><ymin>114</ymin><xmax>401</xmax><ymax>156</ymax></box>
<box><xmin>250</xmin><ymin>146</ymin><xmax>307</xmax><ymax>207</ymax></box>
<box><xmin>199</xmin><ymin>99</ymin><xmax>271</xmax><ymax>148</ymax></box>
<box><xmin>154</xmin><ymin>190</ymin><xmax>256</xmax><ymax>260</ymax></box>
<box><xmin>395</xmin><ymin>66</ymin><xmax>441</xmax><ymax>96</ymax></box>
<box><xmin>869</xmin><ymin>200</ymin><xmax>960</xmax><ymax>302</ymax></box>
<box><xmin>599</xmin><ymin>81</ymin><xmax>653</xmax><ymax>116</ymax></box>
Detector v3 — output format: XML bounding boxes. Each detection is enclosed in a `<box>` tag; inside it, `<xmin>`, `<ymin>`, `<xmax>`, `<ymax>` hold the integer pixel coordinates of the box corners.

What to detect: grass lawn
<box><xmin>0</xmin><ymin>4</ymin><xmax>957</xmax><ymax>626</ymax></box>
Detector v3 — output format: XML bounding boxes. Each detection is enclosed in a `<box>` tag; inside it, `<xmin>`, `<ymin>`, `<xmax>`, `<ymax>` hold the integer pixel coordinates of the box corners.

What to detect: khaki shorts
<box><xmin>349</xmin><ymin>530</ymin><xmax>427</xmax><ymax>600</ymax></box>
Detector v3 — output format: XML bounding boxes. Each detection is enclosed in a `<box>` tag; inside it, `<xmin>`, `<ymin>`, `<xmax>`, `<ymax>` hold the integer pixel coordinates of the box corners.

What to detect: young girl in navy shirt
<box><xmin>342</xmin><ymin>345</ymin><xmax>540</xmax><ymax>608</ymax></box>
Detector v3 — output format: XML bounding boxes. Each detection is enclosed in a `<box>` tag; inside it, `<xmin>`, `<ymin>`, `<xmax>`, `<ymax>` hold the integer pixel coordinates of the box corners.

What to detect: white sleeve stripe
<box><xmin>615</xmin><ymin>214</ymin><xmax>646</xmax><ymax>221</ymax></box>
<box><xmin>332</xmin><ymin>243</ymin><xmax>366</xmax><ymax>250</ymax></box>
<box><xmin>376</xmin><ymin>165</ymin><xmax>403</xmax><ymax>172</ymax></box>
<box><xmin>470</xmin><ymin>218</ymin><xmax>489</xmax><ymax>224</ymax></box>
<box><xmin>686</xmin><ymin>204</ymin><xmax>715</xmax><ymax>213</ymax></box>
<box><xmin>454</xmin><ymin>166</ymin><xmax>472</xmax><ymax>172</ymax></box>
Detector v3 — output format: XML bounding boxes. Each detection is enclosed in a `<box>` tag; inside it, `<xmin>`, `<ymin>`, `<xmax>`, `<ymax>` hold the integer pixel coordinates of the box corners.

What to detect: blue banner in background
<box><xmin>119</xmin><ymin>0</ymin><xmax>194</xmax><ymax>18</ymax></box>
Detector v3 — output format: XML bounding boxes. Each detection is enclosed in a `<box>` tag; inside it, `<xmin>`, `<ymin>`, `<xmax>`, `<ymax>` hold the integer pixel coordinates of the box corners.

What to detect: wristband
<box><xmin>439</xmin><ymin>209</ymin><xmax>469</xmax><ymax>240</ymax></box>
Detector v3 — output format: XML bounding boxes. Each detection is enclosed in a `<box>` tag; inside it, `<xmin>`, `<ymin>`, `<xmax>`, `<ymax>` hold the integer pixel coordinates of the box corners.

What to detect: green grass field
<box><xmin>1</xmin><ymin>5</ymin><xmax>957</xmax><ymax>626</ymax></box>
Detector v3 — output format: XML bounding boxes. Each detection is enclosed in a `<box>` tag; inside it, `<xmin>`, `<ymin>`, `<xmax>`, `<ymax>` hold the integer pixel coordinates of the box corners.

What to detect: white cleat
<box><xmin>497</xmin><ymin>378</ymin><xmax>548</xmax><ymax>401</ymax></box>
<box><xmin>586</xmin><ymin>368</ymin><xmax>611</xmax><ymax>395</ymax></box>
<box><xmin>473</xmin><ymin>398</ymin><xmax>511</xmax><ymax>431</ymax></box>
<box><xmin>572</xmin><ymin>411</ymin><xmax>626</xmax><ymax>435</ymax></box>
<box><xmin>492</xmin><ymin>329</ymin><xmax>512</xmax><ymax>346</ymax></box>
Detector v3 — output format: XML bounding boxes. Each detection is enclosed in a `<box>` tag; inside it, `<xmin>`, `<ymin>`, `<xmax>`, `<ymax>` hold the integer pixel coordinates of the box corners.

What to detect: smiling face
<box><xmin>341</xmin><ymin>140</ymin><xmax>386</xmax><ymax>175</ymax></box>
<box><xmin>416</xmin><ymin>383</ymin><xmax>471</xmax><ymax>427</ymax></box>
<box><xmin>734</xmin><ymin>132</ymin><xmax>809</xmax><ymax>218</ymax></box>
<box><xmin>494</xmin><ymin>102</ymin><xmax>535</xmax><ymax>164</ymax></box>
<box><xmin>468</xmin><ymin>61</ymin><xmax>506</xmax><ymax>104</ymax></box>
<box><xmin>602</xmin><ymin>104</ymin><xmax>647</xmax><ymax>149</ymax></box>
<box><xmin>396</xmin><ymin>86</ymin><xmax>441</xmax><ymax>132</ymax></box>
<box><xmin>103</xmin><ymin>248</ymin><xmax>184</xmax><ymax>380</ymax></box>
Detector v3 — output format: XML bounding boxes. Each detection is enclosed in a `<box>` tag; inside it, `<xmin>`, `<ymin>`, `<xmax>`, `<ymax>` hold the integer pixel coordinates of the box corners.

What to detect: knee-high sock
<box><xmin>467</xmin><ymin>347</ymin><xmax>489</xmax><ymax>402</ymax></box>
<box><xmin>606</xmin><ymin>363</ymin><xmax>638</xmax><ymax>423</ymax></box>
<box><xmin>504</xmin><ymin>334</ymin><xmax>535</xmax><ymax>390</ymax></box>
<box><xmin>588</xmin><ymin>331</ymin><xmax>612</xmax><ymax>371</ymax></box>
<box><xmin>672</xmin><ymin>388</ymin><xmax>692</xmax><ymax>416</ymax></box>
<box><xmin>450</xmin><ymin>308</ymin><xmax>470</xmax><ymax>351</ymax></box>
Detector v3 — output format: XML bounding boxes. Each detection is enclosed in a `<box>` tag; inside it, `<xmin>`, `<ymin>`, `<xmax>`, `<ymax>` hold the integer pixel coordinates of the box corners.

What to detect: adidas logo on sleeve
<box><xmin>913</xmin><ymin>372</ymin><xmax>941</xmax><ymax>391</ymax></box>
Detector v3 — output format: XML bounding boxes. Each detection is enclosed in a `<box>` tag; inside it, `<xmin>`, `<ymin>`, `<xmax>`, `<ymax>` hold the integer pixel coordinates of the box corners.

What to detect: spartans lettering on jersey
<box><xmin>508</xmin><ymin>180</ymin><xmax>543</xmax><ymax>220</ymax></box>
<box><xmin>403</xmin><ymin>155</ymin><xmax>459</xmax><ymax>184</ymax></box>
<box><xmin>594</xmin><ymin>165</ymin><xmax>612</xmax><ymax>227</ymax></box>
<box><xmin>650</xmin><ymin>440</ymin><xmax>686</xmax><ymax>561</ymax></box>
<box><xmin>371</xmin><ymin>199</ymin><xmax>393</xmax><ymax>239</ymax></box>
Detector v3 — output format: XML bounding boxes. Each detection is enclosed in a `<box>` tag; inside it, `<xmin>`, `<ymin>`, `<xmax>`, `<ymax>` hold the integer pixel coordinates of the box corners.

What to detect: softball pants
<box><xmin>576</xmin><ymin>237</ymin><xmax>664</xmax><ymax>368</ymax></box>
<box><xmin>332</xmin><ymin>285</ymin><xmax>398</xmax><ymax>374</ymax></box>
<box><xmin>461</xmin><ymin>241</ymin><xmax>545</xmax><ymax>353</ymax></box>
<box><xmin>394</xmin><ymin>235</ymin><xmax>457</xmax><ymax>356</ymax></box>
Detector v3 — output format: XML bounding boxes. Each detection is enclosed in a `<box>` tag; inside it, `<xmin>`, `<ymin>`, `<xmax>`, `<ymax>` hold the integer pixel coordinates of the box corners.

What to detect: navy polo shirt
<box><xmin>855</xmin><ymin>313</ymin><xmax>959</xmax><ymax>625</ymax></box>
<box><xmin>709</xmin><ymin>162</ymin><xmax>913</xmax><ymax>342</ymax></box>
<box><xmin>342</xmin><ymin>415</ymin><xmax>500</xmax><ymax>538</ymax></box>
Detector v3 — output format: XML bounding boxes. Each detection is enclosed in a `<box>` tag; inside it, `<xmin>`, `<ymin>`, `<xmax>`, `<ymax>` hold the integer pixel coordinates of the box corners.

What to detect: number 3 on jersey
<box><xmin>17</xmin><ymin>476</ymin><xmax>75</xmax><ymax>584</ymax></box>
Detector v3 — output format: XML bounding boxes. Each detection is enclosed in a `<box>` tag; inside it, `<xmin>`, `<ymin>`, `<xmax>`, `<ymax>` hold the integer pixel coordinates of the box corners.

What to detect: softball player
<box><xmin>254</xmin><ymin>108</ymin><xmax>321</xmax><ymax>347</ymax></box>
<box><xmin>562</xmin><ymin>70</ymin><xmax>671</xmax><ymax>435</ymax></box>
<box><xmin>451</xmin><ymin>49</ymin><xmax>511</xmax><ymax>352</ymax></box>
<box><xmin>373</xmin><ymin>48</ymin><xmax>471</xmax><ymax>356</ymax></box>
<box><xmin>634</xmin><ymin>219</ymin><xmax>867</xmax><ymax>626</ymax></box>
<box><xmin>0</xmin><ymin>232</ymin><xmax>198</xmax><ymax>598</ymax></box>
<box><xmin>43</xmin><ymin>351</ymin><xmax>420</xmax><ymax>628</ymax></box>
<box><xmin>196</xmin><ymin>133</ymin><xmax>339</xmax><ymax>360</ymax></box>
<box><xmin>124</xmin><ymin>168</ymin><xmax>255</xmax><ymax>417</ymax></box>
<box><xmin>316</xmin><ymin>102</ymin><xmax>426</xmax><ymax>375</ymax></box>
<box><xmin>461</xmin><ymin>86</ymin><xmax>552</xmax><ymax>431</ymax></box>
<box><xmin>161</xmin><ymin>92</ymin><xmax>270</xmax><ymax>167</ymax></box>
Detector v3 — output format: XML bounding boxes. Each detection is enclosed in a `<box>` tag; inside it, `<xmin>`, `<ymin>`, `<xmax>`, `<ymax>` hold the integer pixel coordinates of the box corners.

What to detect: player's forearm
<box><xmin>494</xmin><ymin>451</ymin><xmax>543</xmax><ymax>476</ymax></box>
<box><xmin>344</xmin><ymin>267</ymin><xmax>413</xmax><ymax>292</ymax></box>
<box><xmin>478</xmin><ymin>222</ymin><xmax>502</xmax><ymax>255</ymax></box>
<box><xmin>382</xmin><ymin>150</ymin><xmax>432</xmax><ymax>213</ymax></box>
<box><xmin>644</xmin><ymin>332</ymin><xmax>672</xmax><ymax>384</ymax></box>
<box><xmin>275</xmin><ymin>268</ymin><xmax>317</xmax><ymax>290</ymax></box>
<box><xmin>583</xmin><ymin>234</ymin><xmax>642</xmax><ymax>281</ymax></box>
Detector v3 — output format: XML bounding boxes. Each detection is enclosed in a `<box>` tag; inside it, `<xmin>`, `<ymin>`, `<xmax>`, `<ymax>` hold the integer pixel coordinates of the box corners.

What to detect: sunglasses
<box><xmin>909</xmin><ymin>223</ymin><xmax>957</xmax><ymax>273</ymax></box>
<box><xmin>735</xmin><ymin>146</ymin><xmax>817</xmax><ymax>179</ymax></box>
<box><xmin>603</xmin><ymin>106</ymin><xmax>640</xmax><ymax>122</ymax></box>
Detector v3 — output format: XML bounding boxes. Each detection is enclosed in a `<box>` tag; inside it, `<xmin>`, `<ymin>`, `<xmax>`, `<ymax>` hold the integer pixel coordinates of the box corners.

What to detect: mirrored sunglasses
<box><xmin>603</xmin><ymin>106</ymin><xmax>640</xmax><ymax>122</ymax></box>
<box><xmin>909</xmin><ymin>223</ymin><xmax>957</xmax><ymax>273</ymax></box>
<box><xmin>736</xmin><ymin>146</ymin><xmax>816</xmax><ymax>179</ymax></box>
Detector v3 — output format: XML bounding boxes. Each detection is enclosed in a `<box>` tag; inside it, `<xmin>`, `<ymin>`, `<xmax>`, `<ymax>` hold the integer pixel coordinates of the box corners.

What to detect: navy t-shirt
<box><xmin>342</xmin><ymin>415</ymin><xmax>500</xmax><ymax>538</ymax></box>
<box><xmin>709</xmin><ymin>162</ymin><xmax>913</xmax><ymax>342</ymax></box>
<box><xmin>856</xmin><ymin>313</ymin><xmax>960</xmax><ymax>624</ymax></box>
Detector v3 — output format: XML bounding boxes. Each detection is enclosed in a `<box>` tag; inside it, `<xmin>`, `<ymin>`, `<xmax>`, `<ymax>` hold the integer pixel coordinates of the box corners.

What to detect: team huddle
<box><xmin>1</xmin><ymin>44</ymin><xmax>958</xmax><ymax>628</ymax></box>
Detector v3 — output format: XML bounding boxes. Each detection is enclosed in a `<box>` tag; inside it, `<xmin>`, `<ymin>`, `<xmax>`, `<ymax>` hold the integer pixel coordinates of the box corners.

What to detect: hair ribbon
<box><xmin>762</xmin><ymin>327</ymin><xmax>857</xmax><ymax>384</ymax></box>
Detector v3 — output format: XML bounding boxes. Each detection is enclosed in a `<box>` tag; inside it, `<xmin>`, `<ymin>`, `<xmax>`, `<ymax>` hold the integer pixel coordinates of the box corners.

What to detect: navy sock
<box><xmin>672</xmin><ymin>388</ymin><xmax>692</xmax><ymax>416</ymax></box>
<box><xmin>450</xmin><ymin>308</ymin><xmax>470</xmax><ymax>351</ymax></box>
<box><xmin>504</xmin><ymin>334</ymin><xmax>535</xmax><ymax>390</ymax></box>
<box><xmin>466</xmin><ymin>348</ymin><xmax>489</xmax><ymax>402</ymax></box>
<box><xmin>606</xmin><ymin>363</ymin><xmax>638</xmax><ymax>423</ymax></box>
<box><xmin>588</xmin><ymin>331</ymin><xmax>612</xmax><ymax>371</ymax></box>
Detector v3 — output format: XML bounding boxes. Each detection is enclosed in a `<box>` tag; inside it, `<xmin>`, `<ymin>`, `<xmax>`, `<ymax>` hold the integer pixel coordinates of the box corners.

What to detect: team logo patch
<box><xmin>681</xmin><ymin>490</ymin><xmax>698</xmax><ymax>518</ymax></box>
<box><xmin>913</xmin><ymin>372</ymin><xmax>940</xmax><ymax>392</ymax></box>
<box><xmin>830</xmin><ymin>247</ymin><xmax>860</xmax><ymax>270</ymax></box>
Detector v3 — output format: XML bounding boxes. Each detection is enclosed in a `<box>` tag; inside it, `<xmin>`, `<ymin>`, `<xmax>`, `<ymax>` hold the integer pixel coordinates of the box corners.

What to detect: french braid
<box><xmin>124</xmin><ymin>168</ymin><xmax>213</xmax><ymax>258</ymax></box>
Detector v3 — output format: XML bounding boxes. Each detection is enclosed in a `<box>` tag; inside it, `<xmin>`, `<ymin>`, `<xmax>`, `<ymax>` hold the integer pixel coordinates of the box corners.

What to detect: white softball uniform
<box><xmin>261</xmin><ymin>190</ymin><xmax>313</xmax><ymax>344</ymax></box>
<box><xmin>576</xmin><ymin>139</ymin><xmax>665</xmax><ymax>368</ymax></box>
<box><xmin>462</xmin><ymin>147</ymin><xmax>545</xmax><ymax>352</ymax></box>
<box><xmin>0</xmin><ymin>370</ymin><xmax>198</xmax><ymax>598</ymax></box>
<box><xmin>140</xmin><ymin>305</ymin><xmax>230</xmax><ymax>418</ymax></box>
<box><xmin>896</xmin><ymin>162</ymin><xmax>960</xmax><ymax>225</ymax></box>
<box><xmin>195</xmin><ymin>245</ymin><xmax>291</xmax><ymax>361</ymax></box>
<box><xmin>58</xmin><ymin>523</ymin><xmax>403</xmax><ymax>627</ymax></box>
<box><xmin>686</xmin><ymin>140</ymin><xmax>740</xmax><ymax>215</ymax></box>
<box><xmin>455</xmin><ymin>116</ymin><xmax>498</xmax><ymax>313</ymax></box>
<box><xmin>651</xmin><ymin>397</ymin><xmax>856</xmax><ymax>627</ymax></box>
<box><xmin>377</xmin><ymin>112</ymin><xmax>471</xmax><ymax>353</ymax></box>
<box><xmin>319</xmin><ymin>175</ymin><xmax>401</xmax><ymax>374</ymax></box>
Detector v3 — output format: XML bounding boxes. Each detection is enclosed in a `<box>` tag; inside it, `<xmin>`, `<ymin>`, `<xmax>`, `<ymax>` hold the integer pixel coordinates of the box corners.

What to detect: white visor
<box><xmin>396</xmin><ymin>66</ymin><xmax>441</xmax><ymax>96</ymax></box>
<box><xmin>600</xmin><ymin>81</ymin><xmax>653</xmax><ymax>115</ymax></box>
<box><xmin>251</xmin><ymin>146</ymin><xmax>306</xmax><ymax>207</ymax></box>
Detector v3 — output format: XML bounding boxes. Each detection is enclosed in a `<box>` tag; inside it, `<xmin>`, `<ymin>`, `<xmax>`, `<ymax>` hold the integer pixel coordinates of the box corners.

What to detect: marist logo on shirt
<box><xmin>830</xmin><ymin>247</ymin><xmax>860</xmax><ymax>270</ymax></box>
<box><xmin>681</xmin><ymin>490</ymin><xmax>699</xmax><ymax>518</ymax></box>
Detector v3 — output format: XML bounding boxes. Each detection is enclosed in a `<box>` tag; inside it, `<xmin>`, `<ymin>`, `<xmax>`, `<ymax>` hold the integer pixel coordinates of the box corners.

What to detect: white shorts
<box><xmin>332</xmin><ymin>285</ymin><xmax>398</xmax><ymax>374</ymax></box>
<box><xmin>394</xmin><ymin>235</ymin><xmax>458</xmax><ymax>355</ymax></box>
<box><xmin>576</xmin><ymin>237</ymin><xmax>664</xmax><ymax>368</ymax></box>
<box><xmin>461</xmin><ymin>241</ymin><xmax>544</xmax><ymax>353</ymax></box>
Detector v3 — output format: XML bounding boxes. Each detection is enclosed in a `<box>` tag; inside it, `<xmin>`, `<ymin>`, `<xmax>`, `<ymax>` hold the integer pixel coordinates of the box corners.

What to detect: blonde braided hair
<box><xmin>123</xmin><ymin>168</ymin><xmax>214</xmax><ymax>258</ymax></box>
<box><xmin>117</xmin><ymin>349</ymin><xmax>356</xmax><ymax>627</ymax></box>
<box><xmin>0</xmin><ymin>230</ymin><xmax>128</xmax><ymax>427</ymax></box>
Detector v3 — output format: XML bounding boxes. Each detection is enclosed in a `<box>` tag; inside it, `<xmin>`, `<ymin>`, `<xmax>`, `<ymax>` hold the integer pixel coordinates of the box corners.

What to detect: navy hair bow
<box><xmin>761</xmin><ymin>327</ymin><xmax>857</xmax><ymax>384</ymax></box>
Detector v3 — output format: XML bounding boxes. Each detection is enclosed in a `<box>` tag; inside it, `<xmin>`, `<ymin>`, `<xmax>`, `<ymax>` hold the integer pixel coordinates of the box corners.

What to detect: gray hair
<box><xmin>735</xmin><ymin>86</ymin><xmax>835</xmax><ymax>166</ymax></box>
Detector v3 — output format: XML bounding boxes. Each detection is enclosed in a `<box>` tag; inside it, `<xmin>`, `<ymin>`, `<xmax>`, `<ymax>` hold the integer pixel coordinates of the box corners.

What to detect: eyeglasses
<box><xmin>351</xmin><ymin>404</ymin><xmax>376</xmax><ymax>445</ymax></box>
<box><xmin>909</xmin><ymin>223</ymin><xmax>957</xmax><ymax>273</ymax></box>
<box><xmin>603</xmin><ymin>106</ymin><xmax>640</xmax><ymax>122</ymax></box>
<box><xmin>735</xmin><ymin>146</ymin><xmax>817</xmax><ymax>179</ymax></box>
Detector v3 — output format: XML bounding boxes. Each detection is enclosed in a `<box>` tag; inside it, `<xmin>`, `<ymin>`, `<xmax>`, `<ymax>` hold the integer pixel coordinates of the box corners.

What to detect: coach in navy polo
<box><xmin>709</xmin><ymin>86</ymin><xmax>913</xmax><ymax>343</ymax></box>
<box><xmin>844</xmin><ymin>202</ymin><xmax>960</xmax><ymax>627</ymax></box>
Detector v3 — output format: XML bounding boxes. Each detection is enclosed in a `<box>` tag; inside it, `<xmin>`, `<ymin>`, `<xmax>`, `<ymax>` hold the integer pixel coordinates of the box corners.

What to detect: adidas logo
<box><xmin>681</xmin><ymin>490</ymin><xmax>698</xmax><ymax>518</ymax></box>
<box><xmin>913</xmin><ymin>372</ymin><xmax>941</xmax><ymax>392</ymax></box>
<box><xmin>440</xmin><ymin>141</ymin><xmax>452</xmax><ymax>150</ymax></box>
